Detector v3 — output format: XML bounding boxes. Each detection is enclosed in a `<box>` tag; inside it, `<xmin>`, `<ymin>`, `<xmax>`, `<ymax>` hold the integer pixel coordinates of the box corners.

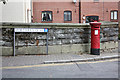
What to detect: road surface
<box><xmin>2</xmin><ymin>59</ymin><xmax>119</xmax><ymax>78</ymax></box>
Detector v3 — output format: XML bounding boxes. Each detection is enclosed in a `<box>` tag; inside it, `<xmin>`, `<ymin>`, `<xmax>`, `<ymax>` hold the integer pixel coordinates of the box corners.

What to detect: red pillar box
<box><xmin>90</xmin><ymin>22</ymin><xmax>101</xmax><ymax>55</ymax></box>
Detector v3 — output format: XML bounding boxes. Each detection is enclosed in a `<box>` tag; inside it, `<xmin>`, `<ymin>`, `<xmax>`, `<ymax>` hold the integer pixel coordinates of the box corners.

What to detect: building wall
<box><xmin>0</xmin><ymin>0</ymin><xmax>32</xmax><ymax>23</ymax></box>
<box><xmin>33</xmin><ymin>0</ymin><xmax>119</xmax><ymax>23</ymax></box>
<box><xmin>0</xmin><ymin>2</ymin><xmax>2</xmax><ymax>23</ymax></box>
<box><xmin>81</xmin><ymin>1</ymin><xmax>119</xmax><ymax>23</ymax></box>
<box><xmin>119</xmin><ymin>1</ymin><xmax>120</xmax><ymax>23</ymax></box>
<box><xmin>33</xmin><ymin>1</ymin><xmax>79</xmax><ymax>23</ymax></box>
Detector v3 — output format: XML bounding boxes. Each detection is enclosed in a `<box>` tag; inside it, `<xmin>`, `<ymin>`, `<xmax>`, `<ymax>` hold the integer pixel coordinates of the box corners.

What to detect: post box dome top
<box><xmin>89</xmin><ymin>22</ymin><xmax>101</xmax><ymax>25</ymax></box>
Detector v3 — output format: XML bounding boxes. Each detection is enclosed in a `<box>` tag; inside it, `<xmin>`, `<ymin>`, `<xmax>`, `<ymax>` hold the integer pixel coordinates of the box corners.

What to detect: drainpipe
<box><xmin>24</xmin><ymin>1</ymin><xmax>27</xmax><ymax>23</ymax></box>
<box><xmin>79</xmin><ymin>0</ymin><xmax>81</xmax><ymax>23</ymax></box>
<box><xmin>103</xmin><ymin>0</ymin><xmax>104</xmax><ymax>21</ymax></box>
<box><xmin>30</xmin><ymin>0</ymin><xmax>33</xmax><ymax>23</ymax></box>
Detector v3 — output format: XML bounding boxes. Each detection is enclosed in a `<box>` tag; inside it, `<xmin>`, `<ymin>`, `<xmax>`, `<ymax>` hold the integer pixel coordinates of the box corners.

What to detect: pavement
<box><xmin>2</xmin><ymin>48</ymin><xmax>119</xmax><ymax>67</ymax></box>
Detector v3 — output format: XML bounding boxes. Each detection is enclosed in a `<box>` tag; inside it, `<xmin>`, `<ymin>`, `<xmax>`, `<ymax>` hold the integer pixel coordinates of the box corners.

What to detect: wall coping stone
<box><xmin>0</xmin><ymin>22</ymin><xmax>118</xmax><ymax>28</ymax></box>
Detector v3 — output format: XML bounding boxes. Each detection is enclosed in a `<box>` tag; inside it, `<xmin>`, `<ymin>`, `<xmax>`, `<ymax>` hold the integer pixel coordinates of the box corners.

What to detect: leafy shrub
<box><xmin>119</xmin><ymin>34</ymin><xmax>120</xmax><ymax>40</ymax></box>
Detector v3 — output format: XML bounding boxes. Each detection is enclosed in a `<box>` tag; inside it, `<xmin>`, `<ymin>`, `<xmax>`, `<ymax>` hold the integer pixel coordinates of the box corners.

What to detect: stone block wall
<box><xmin>0</xmin><ymin>23</ymin><xmax>119</xmax><ymax>55</ymax></box>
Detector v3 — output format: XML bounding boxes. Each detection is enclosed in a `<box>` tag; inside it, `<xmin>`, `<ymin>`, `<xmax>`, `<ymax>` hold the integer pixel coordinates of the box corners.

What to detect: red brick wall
<box><xmin>119</xmin><ymin>1</ymin><xmax>120</xmax><ymax>22</ymax></box>
<box><xmin>33</xmin><ymin>2</ymin><xmax>79</xmax><ymax>23</ymax></box>
<box><xmin>33</xmin><ymin>0</ymin><xmax>119</xmax><ymax>23</ymax></box>
<box><xmin>81</xmin><ymin>2</ymin><xmax>118</xmax><ymax>23</ymax></box>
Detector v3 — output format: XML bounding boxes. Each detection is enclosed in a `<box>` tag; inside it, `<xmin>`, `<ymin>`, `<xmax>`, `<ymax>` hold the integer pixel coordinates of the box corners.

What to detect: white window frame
<box><xmin>42</xmin><ymin>11</ymin><xmax>52</xmax><ymax>21</ymax></box>
<box><xmin>64</xmin><ymin>11</ymin><xmax>72</xmax><ymax>21</ymax></box>
<box><xmin>111</xmin><ymin>10</ymin><xmax>118</xmax><ymax>20</ymax></box>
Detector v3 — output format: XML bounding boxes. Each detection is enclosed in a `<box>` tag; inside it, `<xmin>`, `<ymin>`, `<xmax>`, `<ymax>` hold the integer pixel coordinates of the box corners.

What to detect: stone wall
<box><xmin>118</xmin><ymin>1</ymin><xmax>120</xmax><ymax>53</ymax></box>
<box><xmin>0</xmin><ymin>22</ymin><xmax>119</xmax><ymax>56</ymax></box>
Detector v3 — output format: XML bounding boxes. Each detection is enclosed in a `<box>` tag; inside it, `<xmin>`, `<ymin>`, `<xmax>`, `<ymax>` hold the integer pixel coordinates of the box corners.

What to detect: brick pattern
<box><xmin>33</xmin><ymin>1</ymin><xmax>119</xmax><ymax>23</ymax></box>
<box><xmin>33</xmin><ymin>2</ymin><xmax>79</xmax><ymax>23</ymax></box>
<box><xmin>81</xmin><ymin>2</ymin><xmax>118</xmax><ymax>23</ymax></box>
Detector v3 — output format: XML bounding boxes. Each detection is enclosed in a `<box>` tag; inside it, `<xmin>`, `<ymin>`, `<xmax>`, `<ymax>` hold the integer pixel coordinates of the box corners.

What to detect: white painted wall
<box><xmin>0</xmin><ymin>0</ymin><xmax>31</xmax><ymax>23</ymax></box>
<box><xmin>0</xmin><ymin>2</ymin><xmax>2</xmax><ymax>23</ymax></box>
<box><xmin>24</xmin><ymin>0</ymin><xmax>32</xmax><ymax>23</ymax></box>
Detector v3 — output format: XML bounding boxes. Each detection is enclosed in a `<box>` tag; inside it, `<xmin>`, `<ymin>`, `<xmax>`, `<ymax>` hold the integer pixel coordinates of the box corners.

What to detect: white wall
<box><xmin>0</xmin><ymin>2</ymin><xmax>2</xmax><ymax>23</ymax></box>
<box><xmin>0</xmin><ymin>0</ymin><xmax>31</xmax><ymax>23</ymax></box>
<box><xmin>24</xmin><ymin>0</ymin><xmax>32</xmax><ymax>23</ymax></box>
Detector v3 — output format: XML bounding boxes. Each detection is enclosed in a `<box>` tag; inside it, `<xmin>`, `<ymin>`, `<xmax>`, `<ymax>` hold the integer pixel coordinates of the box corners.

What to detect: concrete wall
<box><xmin>0</xmin><ymin>22</ymin><xmax>119</xmax><ymax>56</ymax></box>
<box><xmin>0</xmin><ymin>0</ymin><xmax>32</xmax><ymax>23</ymax></box>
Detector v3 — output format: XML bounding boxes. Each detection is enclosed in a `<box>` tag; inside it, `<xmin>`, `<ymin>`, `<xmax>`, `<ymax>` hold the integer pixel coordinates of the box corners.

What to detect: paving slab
<box><xmin>2</xmin><ymin>48</ymin><xmax>119</xmax><ymax>67</ymax></box>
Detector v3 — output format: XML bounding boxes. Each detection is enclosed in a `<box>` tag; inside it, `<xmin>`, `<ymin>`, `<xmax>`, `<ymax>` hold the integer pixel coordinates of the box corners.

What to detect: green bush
<box><xmin>119</xmin><ymin>34</ymin><xmax>120</xmax><ymax>40</ymax></box>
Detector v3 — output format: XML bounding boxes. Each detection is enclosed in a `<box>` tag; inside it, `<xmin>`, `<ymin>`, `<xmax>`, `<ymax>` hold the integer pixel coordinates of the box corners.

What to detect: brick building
<box><xmin>119</xmin><ymin>1</ymin><xmax>120</xmax><ymax>23</ymax></box>
<box><xmin>118</xmin><ymin>1</ymin><xmax>120</xmax><ymax>34</ymax></box>
<box><xmin>33</xmin><ymin>0</ymin><xmax>120</xmax><ymax>23</ymax></box>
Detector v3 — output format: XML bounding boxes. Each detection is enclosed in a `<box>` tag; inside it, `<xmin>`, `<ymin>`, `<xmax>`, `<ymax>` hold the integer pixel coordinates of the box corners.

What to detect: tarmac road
<box><xmin>2</xmin><ymin>59</ymin><xmax>119</xmax><ymax>78</ymax></box>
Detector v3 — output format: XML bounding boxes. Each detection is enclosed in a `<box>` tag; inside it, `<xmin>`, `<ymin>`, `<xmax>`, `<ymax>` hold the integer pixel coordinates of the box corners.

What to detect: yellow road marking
<box><xmin>1</xmin><ymin>59</ymin><xmax>118</xmax><ymax>70</ymax></box>
<box><xmin>77</xmin><ymin>58</ymin><xmax>118</xmax><ymax>64</ymax></box>
<box><xmin>1</xmin><ymin>63</ymin><xmax>74</xmax><ymax>69</ymax></box>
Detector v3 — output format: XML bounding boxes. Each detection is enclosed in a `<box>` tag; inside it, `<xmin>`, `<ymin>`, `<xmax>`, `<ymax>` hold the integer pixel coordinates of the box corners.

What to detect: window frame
<box><xmin>86</xmin><ymin>15</ymin><xmax>99</xmax><ymax>23</ymax></box>
<box><xmin>93</xmin><ymin>0</ymin><xmax>99</xmax><ymax>2</ymax></box>
<box><xmin>42</xmin><ymin>11</ymin><xmax>53</xmax><ymax>22</ymax></box>
<box><xmin>64</xmin><ymin>11</ymin><xmax>72</xmax><ymax>21</ymax></box>
<box><xmin>110</xmin><ymin>10</ymin><xmax>118</xmax><ymax>20</ymax></box>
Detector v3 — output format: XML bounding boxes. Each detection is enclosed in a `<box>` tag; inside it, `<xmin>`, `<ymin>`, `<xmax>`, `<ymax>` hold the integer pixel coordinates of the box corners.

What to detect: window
<box><xmin>86</xmin><ymin>16</ymin><xmax>99</xmax><ymax>23</ymax></box>
<box><xmin>64</xmin><ymin>11</ymin><xmax>72</xmax><ymax>21</ymax></box>
<box><xmin>111</xmin><ymin>10</ymin><xmax>118</xmax><ymax>20</ymax></box>
<box><xmin>42</xmin><ymin>11</ymin><xmax>52</xmax><ymax>21</ymax></box>
<box><xmin>94</xmin><ymin>0</ymin><xmax>99</xmax><ymax>2</ymax></box>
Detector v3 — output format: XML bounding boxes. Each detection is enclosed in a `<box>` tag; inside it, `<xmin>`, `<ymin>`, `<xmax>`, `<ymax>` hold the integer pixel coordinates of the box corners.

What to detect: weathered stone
<box><xmin>0</xmin><ymin>36</ymin><xmax>2</xmax><ymax>40</ymax></box>
<box><xmin>109</xmin><ymin>32</ymin><xmax>117</xmax><ymax>36</ymax></box>
<box><xmin>83</xmin><ymin>28</ymin><xmax>91</xmax><ymax>34</ymax></box>
<box><xmin>1</xmin><ymin>24</ymin><xmax>119</xmax><ymax>50</ymax></box>
<box><xmin>53</xmin><ymin>40</ymin><xmax>62</xmax><ymax>45</ymax></box>
<box><xmin>3</xmin><ymin>42</ymin><xmax>12</xmax><ymax>47</ymax></box>
<box><xmin>72</xmin><ymin>39</ymin><xmax>82</xmax><ymax>44</ymax></box>
<box><xmin>80</xmin><ymin>34</ymin><xmax>90</xmax><ymax>38</ymax></box>
<box><xmin>103</xmin><ymin>28</ymin><xmax>109</xmax><ymax>32</ymax></box>
<box><xmin>65</xmin><ymin>34</ymin><xmax>72</xmax><ymax>39</ymax></box>
<box><xmin>119</xmin><ymin>40</ymin><xmax>120</xmax><ymax>53</ymax></box>
<box><xmin>48</xmin><ymin>36</ymin><xmax>52</xmax><ymax>40</ymax></box>
<box><xmin>54</xmin><ymin>29</ymin><xmax>64</xmax><ymax>34</ymax></box>
<box><xmin>49</xmin><ymin>29</ymin><xmax>54</xmax><ymax>33</ymax></box>
<box><xmin>17</xmin><ymin>42</ymin><xmax>26</xmax><ymax>46</ymax></box>
<box><xmin>56</xmin><ymin>34</ymin><xmax>66</xmax><ymax>39</ymax></box>
<box><xmin>62</xmin><ymin>39</ymin><xmax>70</xmax><ymax>44</ymax></box>
<box><xmin>66</xmin><ymin>29</ymin><xmax>73</xmax><ymax>33</ymax></box>
<box><xmin>114</xmin><ymin>28</ymin><xmax>119</xmax><ymax>31</ymax></box>
<box><xmin>101</xmin><ymin>37</ymin><xmax>108</xmax><ymax>42</ymax></box>
<box><xmin>73</xmin><ymin>28</ymin><xmax>81</xmax><ymax>33</ymax></box>
<box><xmin>48</xmin><ymin>41</ymin><xmax>53</xmax><ymax>45</ymax></box>
<box><xmin>38</xmin><ymin>40</ymin><xmax>44</xmax><ymax>46</ymax></box>
<box><xmin>82</xmin><ymin>38</ymin><xmax>89</xmax><ymax>43</ymax></box>
<box><xmin>37</xmin><ymin>35</ymin><xmax>46</xmax><ymax>39</ymax></box>
<box><xmin>72</xmin><ymin>33</ymin><xmax>80</xmax><ymax>39</ymax></box>
<box><xmin>108</xmin><ymin>37</ymin><xmax>118</xmax><ymax>41</ymax></box>
<box><xmin>108</xmin><ymin>37</ymin><xmax>116</xmax><ymax>41</ymax></box>
<box><xmin>0</xmin><ymin>40</ymin><xmax>5</xmax><ymax>46</ymax></box>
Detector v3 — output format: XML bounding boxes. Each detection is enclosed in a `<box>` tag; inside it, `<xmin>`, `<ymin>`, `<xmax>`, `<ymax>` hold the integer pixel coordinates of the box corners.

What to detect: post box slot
<box><xmin>94</xmin><ymin>27</ymin><xmax>99</xmax><ymax>28</ymax></box>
